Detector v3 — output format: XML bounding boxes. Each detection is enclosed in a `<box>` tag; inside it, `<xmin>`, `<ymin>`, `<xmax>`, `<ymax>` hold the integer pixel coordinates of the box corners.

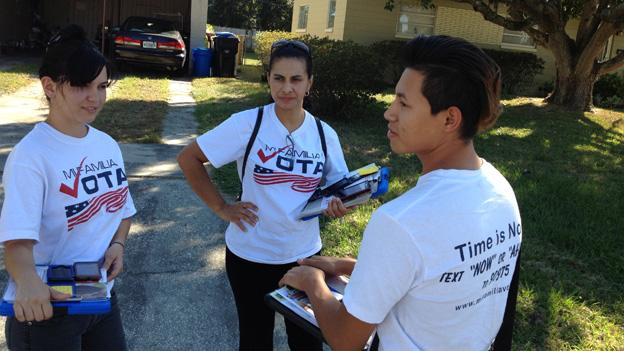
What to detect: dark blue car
<box><xmin>112</xmin><ymin>16</ymin><xmax>186</xmax><ymax>72</ymax></box>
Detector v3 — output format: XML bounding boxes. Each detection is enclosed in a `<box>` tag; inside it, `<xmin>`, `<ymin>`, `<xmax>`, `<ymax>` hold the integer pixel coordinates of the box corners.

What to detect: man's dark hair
<box><xmin>403</xmin><ymin>35</ymin><xmax>502</xmax><ymax>140</ymax></box>
<box><xmin>39</xmin><ymin>24</ymin><xmax>112</xmax><ymax>88</ymax></box>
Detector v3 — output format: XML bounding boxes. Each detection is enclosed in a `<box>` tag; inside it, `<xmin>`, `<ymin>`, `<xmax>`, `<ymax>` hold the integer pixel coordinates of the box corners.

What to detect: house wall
<box><xmin>291</xmin><ymin>0</ymin><xmax>347</xmax><ymax>41</ymax></box>
<box><xmin>41</xmin><ymin>0</ymin><xmax>192</xmax><ymax>41</ymax></box>
<box><xmin>0</xmin><ymin>0</ymin><xmax>33</xmax><ymax>42</ymax></box>
<box><xmin>291</xmin><ymin>0</ymin><xmax>624</xmax><ymax>84</ymax></box>
<box><xmin>610</xmin><ymin>33</ymin><xmax>624</xmax><ymax>75</ymax></box>
<box><xmin>434</xmin><ymin>3</ymin><xmax>502</xmax><ymax>46</ymax></box>
<box><xmin>342</xmin><ymin>0</ymin><xmax>397</xmax><ymax>44</ymax></box>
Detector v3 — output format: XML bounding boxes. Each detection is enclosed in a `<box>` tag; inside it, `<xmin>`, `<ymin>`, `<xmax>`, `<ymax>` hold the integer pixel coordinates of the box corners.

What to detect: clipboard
<box><xmin>0</xmin><ymin>265</ymin><xmax>112</xmax><ymax>316</ymax></box>
<box><xmin>264</xmin><ymin>292</ymin><xmax>326</xmax><ymax>342</ymax></box>
<box><xmin>299</xmin><ymin>164</ymin><xmax>390</xmax><ymax>220</ymax></box>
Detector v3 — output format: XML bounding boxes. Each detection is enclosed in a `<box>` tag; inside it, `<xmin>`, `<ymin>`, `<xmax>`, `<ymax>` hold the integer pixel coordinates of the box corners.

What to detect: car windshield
<box><xmin>124</xmin><ymin>18</ymin><xmax>175</xmax><ymax>33</ymax></box>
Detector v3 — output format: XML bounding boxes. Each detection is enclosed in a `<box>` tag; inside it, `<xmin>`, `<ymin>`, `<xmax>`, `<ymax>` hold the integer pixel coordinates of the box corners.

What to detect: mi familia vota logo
<box><xmin>252</xmin><ymin>143</ymin><xmax>324</xmax><ymax>193</ymax></box>
<box><xmin>59</xmin><ymin>157</ymin><xmax>128</xmax><ymax>198</ymax></box>
<box><xmin>256</xmin><ymin>144</ymin><xmax>324</xmax><ymax>175</ymax></box>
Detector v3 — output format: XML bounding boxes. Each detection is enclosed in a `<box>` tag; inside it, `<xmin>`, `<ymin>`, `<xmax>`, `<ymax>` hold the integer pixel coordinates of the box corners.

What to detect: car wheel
<box><xmin>172</xmin><ymin>66</ymin><xmax>186</xmax><ymax>77</ymax></box>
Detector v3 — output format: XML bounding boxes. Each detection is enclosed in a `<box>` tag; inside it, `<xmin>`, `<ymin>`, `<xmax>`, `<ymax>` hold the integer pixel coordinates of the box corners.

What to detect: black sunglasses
<box><xmin>271</xmin><ymin>40</ymin><xmax>311</xmax><ymax>56</ymax></box>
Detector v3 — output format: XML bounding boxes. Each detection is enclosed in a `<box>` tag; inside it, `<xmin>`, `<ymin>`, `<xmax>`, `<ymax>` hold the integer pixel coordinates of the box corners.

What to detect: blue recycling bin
<box><xmin>192</xmin><ymin>48</ymin><xmax>212</xmax><ymax>77</ymax></box>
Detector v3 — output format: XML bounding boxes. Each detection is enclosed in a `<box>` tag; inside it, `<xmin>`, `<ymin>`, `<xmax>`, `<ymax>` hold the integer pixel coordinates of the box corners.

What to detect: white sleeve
<box><xmin>196</xmin><ymin>111</ymin><xmax>250</xmax><ymax>168</ymax></box>
<box><xmin>342</xmin><ymin>209</ymin><xmax>423</xmax><ymax>324</ymax></box>
<box><xmin>321</xmin><ymin>122</ymin><xmax>348</xmax><ymax>185</ymax></box>
<box><xmin>122</xmin><ymin>189</ymin><xmax>137</xmax><ymax>219</ymax></box>
<box><xmin>0</xmin><ymin>161</ymin><xmax>45</xmax><ymax>243</ymax></box>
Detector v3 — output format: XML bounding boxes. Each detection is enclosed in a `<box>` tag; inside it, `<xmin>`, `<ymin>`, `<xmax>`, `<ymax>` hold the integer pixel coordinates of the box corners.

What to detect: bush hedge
<box><xmin>256</xmin><ymin>31</ymin><xmax>386</xmax><ymax>119</ymax></box>
<box><xmin>481</xmin><ymin>49</ymin><xmax>544</xmax><ymax>95</ymax></box>
<box><xmin>368</xmin><ymin>41</ymin><xmax>545</xmax><ymax>95</ymax></box>
<box><xmin>255</xmin><ymin>32</ymin><xmax>547</xmax><ymax>118</ymax></box>
<box><xmin>369</xmin><ymin>40</ymin><xmax>407</xmax><ymax>85</ymax></box>
<box><xmin>255</xmin><ymin>31</ymin><xmax>302</xmax><ymax>72</ymax></box>
<box><xmin>594</xmin><ymin>73</ymin><xmax>624</xmax><ymax>108</ymax></box>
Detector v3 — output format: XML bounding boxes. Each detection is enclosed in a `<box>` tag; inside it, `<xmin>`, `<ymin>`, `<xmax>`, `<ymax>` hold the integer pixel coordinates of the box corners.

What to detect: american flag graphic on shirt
<box><xmin>65</xmin><ymin>186</ymin><xmax>128</xmax><ymax>231</ymax></box>
<box><xmin>253</xmin><ymin>165</ymin><xmax>321</xmax><ymax>193</ymax></box>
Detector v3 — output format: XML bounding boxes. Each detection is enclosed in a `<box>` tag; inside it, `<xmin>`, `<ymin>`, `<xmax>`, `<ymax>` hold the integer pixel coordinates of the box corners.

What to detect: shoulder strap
<box><xmin>238</xmin><ymin>106</ymin><xmax>263</xmax><ymax>199</ymax></box>
<box><xmin>314</xmin><ymin>117</ymin><xmax>327</xmax><ymax>160</ymax></box>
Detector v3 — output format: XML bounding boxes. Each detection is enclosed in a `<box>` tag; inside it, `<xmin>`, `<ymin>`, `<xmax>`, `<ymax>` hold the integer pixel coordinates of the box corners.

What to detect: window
<box><xmin>396</xmin><ymin>5</ymin><xmax>435</xmax><ymax>38</ymax></box>
<box><xmin>327</xmin><ymin>0</ymin><xmax>337</xmax><ymax>29</ymax></box>
<box><xmin>600</xmin><ymin>36</ymin><xmax>614</xmax><ymax>61</ymax></box>
<box><xmin>298</xmin><ymin>5</ymin><xmax>310</xmax><ymax>30</ymax></box>
<box><xmin>502</xmin><ymin>28</ymin><xmax>535</xmax><ymax>48</ymax></box>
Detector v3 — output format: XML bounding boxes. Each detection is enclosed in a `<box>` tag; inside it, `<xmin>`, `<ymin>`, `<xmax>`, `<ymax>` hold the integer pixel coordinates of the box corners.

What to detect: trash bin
<box><xmin>192</xmin><ymin>48</ymin><xmax>212</xmax><ymax>77</ymax></box>
<box><xmin>212</xmin><ymin>32</ymin><xmax>239</xmax><ymax>77</ymax></box>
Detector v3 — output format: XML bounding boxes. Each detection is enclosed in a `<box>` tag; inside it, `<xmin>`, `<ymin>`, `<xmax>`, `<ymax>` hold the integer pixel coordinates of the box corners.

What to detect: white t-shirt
<box><xmin>343</xmin><ymin>161</ymin><xmax>522</xmax><ymax>351</ymax></box>
<box><xmin>196</xmin><ymin>103</ymin><xmax>348</xmax><ymax>264</ymax></box>
<box><xmin>0</xmin><ymin>122</ymin><xmax>136</xmax><ymax>267</ymax></box>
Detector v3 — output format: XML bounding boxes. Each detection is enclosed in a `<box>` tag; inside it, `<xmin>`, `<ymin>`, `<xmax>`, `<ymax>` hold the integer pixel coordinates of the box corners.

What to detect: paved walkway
<box><xmin>0</xmin><ymin>77</ymin><xmax>293</xmax><ymax>350</ymax></box>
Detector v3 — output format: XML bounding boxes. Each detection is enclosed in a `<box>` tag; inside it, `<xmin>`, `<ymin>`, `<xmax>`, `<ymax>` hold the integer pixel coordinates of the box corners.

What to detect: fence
<box><xmin>212</xmin><ymin>26</ymin><xmax>257</xmax><ymax>51</ymax></box>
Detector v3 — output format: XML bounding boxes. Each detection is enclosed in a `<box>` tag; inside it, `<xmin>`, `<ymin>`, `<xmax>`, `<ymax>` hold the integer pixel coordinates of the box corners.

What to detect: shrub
<box><xmin>304</xmin><ymin>36</ymin><xmax>386</xmax><ymax>119</ymax></box>
<box><xmin>369</xmin><ymin>40</ymin><xmax>408</xmax><ymax>86</ymax></box>
<box><xmin>482</xmin><ymin>49</ymin><xmax>545</xmax><ymax>95</ymax></box>
<box><xmin>255</xmin><ymin>30</ymin><xmax>302</xmax><ymax>71</ymax></box>
<box><xmin>255</xmin><ymin>31</ymin><xmax>386</xmax><ymax>119</ymax></box>
<box><xmin>593</xmin><ymin>73</ymin><xmax>624</xmax><ymax>108</ymax></box>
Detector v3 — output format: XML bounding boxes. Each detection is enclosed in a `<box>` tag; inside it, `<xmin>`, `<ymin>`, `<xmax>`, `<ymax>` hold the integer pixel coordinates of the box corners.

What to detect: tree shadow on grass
<box><xmin>478</xmin><ymin>101</ymin><xmax>624</xmax><ymax>349</ymax></box>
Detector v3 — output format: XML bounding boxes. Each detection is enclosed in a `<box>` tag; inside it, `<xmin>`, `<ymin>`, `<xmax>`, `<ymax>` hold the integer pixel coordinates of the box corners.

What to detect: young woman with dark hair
<box><xmin>280</xmin><ymin>35</ymin><xmax>522</xmax><ymax>351</ymax></box>
<box><xmin>177</xmin><ymin>40</ymin><xmax>350</xmax><ymax>350</ymax></box>
<box><xmin>0</xmin><ymin>24</ymin><xmax>136</xmax><ymax>350</ymax></box>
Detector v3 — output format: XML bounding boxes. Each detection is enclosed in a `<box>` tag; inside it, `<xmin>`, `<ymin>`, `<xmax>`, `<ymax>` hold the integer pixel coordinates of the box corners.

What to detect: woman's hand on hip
<box><xmin>216</xmin><ymin>202</ymin><xmax>259</xmax><ymax>232</ymax></box>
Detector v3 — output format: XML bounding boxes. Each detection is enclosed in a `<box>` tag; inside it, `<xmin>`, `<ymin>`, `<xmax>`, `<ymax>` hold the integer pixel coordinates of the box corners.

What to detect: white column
<box><xmin>189</xmin><ymin>0</ymin><xmax>209</xmax><ymax>73</ymax></box>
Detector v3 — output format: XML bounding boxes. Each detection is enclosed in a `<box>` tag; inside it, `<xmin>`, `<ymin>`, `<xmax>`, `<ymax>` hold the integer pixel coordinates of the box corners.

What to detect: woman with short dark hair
<box><xmin>0</xmin><ymin>24</ymin><xmax>136</xmax><ymax>350</ymax></box>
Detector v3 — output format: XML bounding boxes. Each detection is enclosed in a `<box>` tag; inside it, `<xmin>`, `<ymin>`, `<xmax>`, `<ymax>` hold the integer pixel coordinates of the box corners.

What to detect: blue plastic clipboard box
<box><xmin>298</xmin><ymin>164</ymin><xmax>390</xmax><ymax>221</ymax></box>
<box><xmin>0</xmin><ymin>300</ymin><xmax>111</xmax><ymax>316</ymax></box>
<box><xmin>0</xmin><ymin>265</ymin><xmax>111</xmax><ymax>316</ymax></box>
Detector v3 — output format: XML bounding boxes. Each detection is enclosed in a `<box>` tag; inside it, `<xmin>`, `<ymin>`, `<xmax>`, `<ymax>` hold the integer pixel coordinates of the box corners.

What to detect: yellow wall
<box><xmin>291</xmin><ymin>0</ymin><xmax>346</xmax><ymax>41</ymax></box>
<box><xmin>291</xmin><ymin>0</ymin><xmax>624</xmax><ymax>81</ymax></box>
<box><xmin>610</xmin><ymin>34</ymin><xmax>624</xmax><ymax>75</ymax></box>
<box><xmin>342</xmin><ymin>0</ymin><xmax>398</xmax><ymax>44</ymax></box>
<box><xmin>434</xmin><ymin>6</ymin><xmax>502</xmax><ymax>45</ymax></box>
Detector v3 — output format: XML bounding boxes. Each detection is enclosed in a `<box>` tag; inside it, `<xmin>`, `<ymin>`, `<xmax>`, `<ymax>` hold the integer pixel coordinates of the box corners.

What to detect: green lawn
<box><xmin>0</xmin><ymin>63</ymin><xmax>39</xmax><ymax>95</ymax></box>
<box><xmin>93</xmin><ymin>74</ymin><xmax>169</xmax><ymax>143</ymax></box>
<box><xmin>193</xmin><ymin>58</ymin><xmax>624</xmax><ymax>350</ymax></box>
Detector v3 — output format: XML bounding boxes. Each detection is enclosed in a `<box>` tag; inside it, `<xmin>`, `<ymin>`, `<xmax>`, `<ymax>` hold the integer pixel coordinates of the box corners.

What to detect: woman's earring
<box><xmin>305</xmin><ymin>91</ymin><xmax>310</xmax><ymax>96</ymax></box>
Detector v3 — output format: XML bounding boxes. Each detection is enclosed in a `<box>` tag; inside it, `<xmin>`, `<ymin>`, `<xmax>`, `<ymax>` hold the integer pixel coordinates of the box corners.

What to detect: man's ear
<box><xmin>444</xmin><ymin>106</ymin><xmax>463</xmax><ymax>133</ymax></box>
<box><xmin>40</xmin><ymin>77</ymin><xmax>57</xmax><ymax>100</ymax></box>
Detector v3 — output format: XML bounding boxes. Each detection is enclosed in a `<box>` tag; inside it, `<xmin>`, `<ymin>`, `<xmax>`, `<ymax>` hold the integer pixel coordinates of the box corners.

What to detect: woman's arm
<box><xmin>4</xmin><ymin>240</ymin><xmax>70</xmax><ymax>322</ymax></box>
<box><xmin>103</xmin><ymin>217</ymin><xmax>132</xmax><ymax>281</ymax></box>
<box><xmin>177</xmin><ymin>141</ymin><xmax>258</xmax><ymax>231</ymax></box>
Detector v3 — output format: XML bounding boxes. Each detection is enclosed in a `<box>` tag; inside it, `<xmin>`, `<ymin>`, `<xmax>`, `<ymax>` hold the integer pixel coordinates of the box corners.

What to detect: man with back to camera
<box><xmin>279</xmin><ymin>35</ymin><xmax>522</xmax><ymax>351</ymax></box>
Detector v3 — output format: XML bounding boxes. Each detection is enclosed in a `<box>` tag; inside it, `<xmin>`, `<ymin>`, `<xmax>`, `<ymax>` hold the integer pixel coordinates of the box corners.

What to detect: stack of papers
<box><xmin>268</xmin><ymin>275</ymin><xmax>348</xmax><ymax>327</ymax></box>
<box><xmin>298</xmin><ymin>163</ymin><xmax>390</xmax><ymax>220</ymax></box>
